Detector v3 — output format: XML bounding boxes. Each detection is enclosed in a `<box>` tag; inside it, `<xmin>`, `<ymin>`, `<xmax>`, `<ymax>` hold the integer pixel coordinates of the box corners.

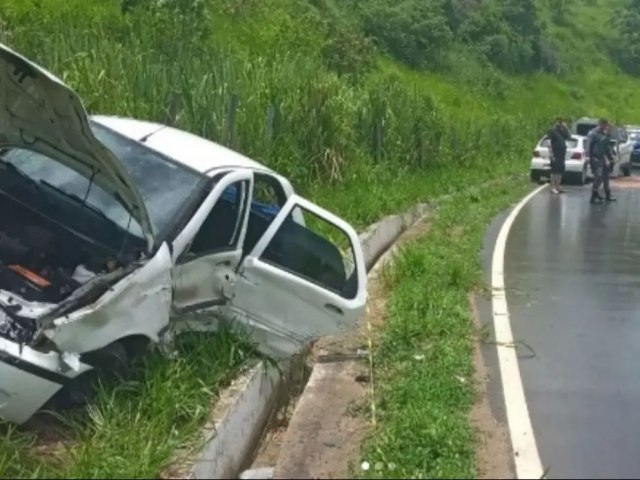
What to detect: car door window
<box><xmin>229</xmin><ymin>194</ymin><xmax>366</xmax><ymax>358</ymax></box>
<box><xmin>243</xmin><ymin>173</ymin><xmax>288</xmax><ymax>254</ymax></box>
<box><xmin>186</xmin><ymin>179</ymin><xmax>251</xmax><ymax>258</ymax></box>
<box><xmin>258</xmin><ymin>205</ymin><xmax>358</xmax><ymax>299</ymax></box>
<box><xmin>171</xmin><ymin>171</ymin><xmax>253</xmax><ymax>313</ymax></box>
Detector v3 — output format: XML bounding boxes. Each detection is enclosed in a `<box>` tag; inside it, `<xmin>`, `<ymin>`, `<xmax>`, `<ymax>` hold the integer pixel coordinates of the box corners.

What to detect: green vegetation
<box><xmin>359</xmin><ymin>176</ymin><xmax>530</xmax><ymax>479</ymax></box>
<box><xmin>0</xmin><ymin>330</ymin><xmax>256</xmax><ymax>477</ymax></box>
<box><xmin>611</xmin><ymin>0</ymin><xmax>640</xmax><ymax>76</ymax></box>
<box><xmin>1</xmin><ymin>0</ymin><xmax>640</xmax><ymax>477</ymax></box>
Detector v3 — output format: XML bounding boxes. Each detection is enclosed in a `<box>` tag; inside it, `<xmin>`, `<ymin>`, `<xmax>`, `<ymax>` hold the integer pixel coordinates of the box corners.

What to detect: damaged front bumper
<box><xmin>0</xmin><ymin>317</ymin><xmax>91</xmax><ymax>424</ymax></box>
<box><xmin>0</xmin><ymin>244</ymin><xmax>173</xmax><ymax>424</ymax></box>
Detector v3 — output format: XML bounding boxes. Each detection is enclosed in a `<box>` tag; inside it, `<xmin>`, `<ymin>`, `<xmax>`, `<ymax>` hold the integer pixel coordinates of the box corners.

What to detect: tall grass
<box><xmin>1</xmin><ymin>0</ymin><xmax>544</xmax><ymax>218</ymax></box>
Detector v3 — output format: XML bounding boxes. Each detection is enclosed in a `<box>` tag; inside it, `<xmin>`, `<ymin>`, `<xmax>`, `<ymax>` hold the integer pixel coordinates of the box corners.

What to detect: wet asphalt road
<box><xmin>499</xmin><ymin>177</ymin><xmax>640</xmax><ymax>478</ymax></box>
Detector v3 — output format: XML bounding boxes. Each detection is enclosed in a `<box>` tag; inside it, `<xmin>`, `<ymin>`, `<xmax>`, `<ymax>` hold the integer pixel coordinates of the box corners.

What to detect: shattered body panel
<box><xmin>41</xmin><ymin>243</ymin><xmax>173</xmax><ymax>354</ymax></box>
<box><xmin>0</xmin><ymin>334</ymin><xmax>91</xmax><ymax>424</ymax></box>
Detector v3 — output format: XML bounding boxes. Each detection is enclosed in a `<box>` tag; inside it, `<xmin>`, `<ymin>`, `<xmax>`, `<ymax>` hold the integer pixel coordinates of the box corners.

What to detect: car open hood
<box><xmin>0</xmin><ymin>43</ymin><xmax>154</xmax><ymax>251</ymax></box>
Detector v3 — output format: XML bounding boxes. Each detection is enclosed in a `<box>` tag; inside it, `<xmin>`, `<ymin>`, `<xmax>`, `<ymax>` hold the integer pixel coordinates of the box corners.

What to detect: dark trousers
<box><xmin>591</xmin><ymin>158</ymin><xmax>610</xmax><ymax>194</ymax></box>
<box><xmin>550</xmin><ymin>149</ymin><xmax>566</xmax><ymax>174</ymax></box>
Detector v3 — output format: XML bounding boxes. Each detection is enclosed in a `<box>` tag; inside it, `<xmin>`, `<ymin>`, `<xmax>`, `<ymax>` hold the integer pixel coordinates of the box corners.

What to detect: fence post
<box><xmin>265</xmin><ymin>104</ymin><xmax>275</xmax><ymax>157</ymax></box>
<box><xmin>375</xmin><ymin>115</ymin><xmax>384</xmax><ymax>162</ymax></box>
<box><xmin>226</xmin><ymin>93</ymin><xmax>240</xmax><ymax>148</ymax></box>
<box><xmin>451</xmin><ymin>126</ymin><xmax>458</xmax><ymax>161</ymax></box>
<box><xmin>164</xmin><ymin>91</ymin><xmax>182</xmax><ymax>127</ymax></box>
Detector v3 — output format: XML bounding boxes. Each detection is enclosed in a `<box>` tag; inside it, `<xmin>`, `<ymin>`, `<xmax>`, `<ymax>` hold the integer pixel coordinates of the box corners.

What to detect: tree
<box><xmin>361</xmin><ymin>0</ymin><xmax>453</xmax><ymax>69</ymax></box>
<box><xmin>610</xmin><ymin>0</ymin><xmax>640</xmax><ymax>76</ymax></box>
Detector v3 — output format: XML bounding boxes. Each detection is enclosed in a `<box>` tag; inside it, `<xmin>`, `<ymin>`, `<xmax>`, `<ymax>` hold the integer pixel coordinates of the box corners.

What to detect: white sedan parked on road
<box><xmin>530</xmin><ymin>135</ymin><xmax>591</xmax><ymax>185</ymax></box>
<box><xmin>0</xmin><ymin>43</ymin><xmax>367</xmax><ymax>424</ymax></box>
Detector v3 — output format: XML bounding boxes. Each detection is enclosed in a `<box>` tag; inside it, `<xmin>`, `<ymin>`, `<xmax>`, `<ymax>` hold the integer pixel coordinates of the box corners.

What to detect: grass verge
<box><xmin>0</xmin><ymin>329</ymin><xmax>256</xmax><ymax>478</ymax></box>
<box><xmin>358</xmin><ymin>176</ymin><xmax>532</xmax><ymax>479</ymax></box>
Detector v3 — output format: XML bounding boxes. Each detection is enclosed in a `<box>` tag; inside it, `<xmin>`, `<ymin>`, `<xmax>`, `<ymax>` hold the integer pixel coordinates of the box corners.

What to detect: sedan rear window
<box><xmin>540</xmin><ymin>138</ymin><xmax>580</xmax><ymax>149</ymax></box>
<box><xmin>575</xmin><ymin>124</ymin><xmax>596</xmax><ymax>136</ymax></box>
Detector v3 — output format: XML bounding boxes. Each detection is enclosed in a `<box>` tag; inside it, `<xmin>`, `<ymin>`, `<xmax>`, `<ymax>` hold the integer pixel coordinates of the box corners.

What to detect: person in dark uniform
<box><xmin>586</xmin><ymin>118</ymin><xmax>616</xmax><ymax>204</ymax></box>
<box><xmin>547</xmin><ymin>117</ymin><xmax>572</xmax><ymax>194</ymax></box>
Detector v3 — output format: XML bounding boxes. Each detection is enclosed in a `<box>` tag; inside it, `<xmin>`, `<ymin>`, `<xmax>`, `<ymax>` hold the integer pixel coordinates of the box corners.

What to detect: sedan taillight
<box><xmin>533</xmin><ymin>150</ymin><xmax>541</xmax><ymax>158</ymax></box>
<box><xmin>571</xmin><ymin>152</ymin><xmax>583</xmax><ymax>160</ymax></box>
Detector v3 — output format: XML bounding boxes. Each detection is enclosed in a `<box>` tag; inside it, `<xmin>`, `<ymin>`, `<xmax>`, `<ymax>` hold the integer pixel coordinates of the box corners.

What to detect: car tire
<box><xmin>530</xmin><ymin>171</ymin><xmax>541</xmax><ymax>184</ymax></box>
<box><xmin>49</xmin><ymin>341</ymin><xmax>130</xmax><ymax>410</ymax></box>
<box><xmin>566</xmin><ymin>170</ymin><xmax>585</xmax><ymax>186</ymax></box>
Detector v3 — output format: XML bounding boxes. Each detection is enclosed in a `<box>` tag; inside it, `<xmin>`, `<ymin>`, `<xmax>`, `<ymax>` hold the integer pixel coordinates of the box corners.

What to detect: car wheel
<box><xmin>578</xmin><ymin>166</ymin><xmax>587</xmax><ymax>185</ymax></box>
<box><xmin>49</xmin><ymin>341</ymin><xmax>129</xmax><ymax>410</ymax></box>
<box><xmin>530</xmin><ymin>171</ymin><xmax>541</xmax><ymax>184</ymax></box>
<box><xmin>566</xmin><ymin>171</ymin><xmax>585</xmax><ymax>186</ymax></box>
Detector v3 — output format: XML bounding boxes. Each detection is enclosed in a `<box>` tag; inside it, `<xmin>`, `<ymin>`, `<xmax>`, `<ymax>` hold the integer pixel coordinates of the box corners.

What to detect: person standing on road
<box><xmin>547</xmin><ymin>117</ymin><xmax>572</xmax><ymax>194</ymax></box>
<box><xmin>586</xmin><ymin>118</ymin><xmax>616</xmax><ymax>204</ymax></box>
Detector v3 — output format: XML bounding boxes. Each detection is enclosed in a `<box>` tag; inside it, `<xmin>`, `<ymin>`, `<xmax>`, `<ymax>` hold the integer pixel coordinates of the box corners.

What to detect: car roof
<box><xmin>573</xmin><ymin>117</ymin><xmax>599</xmax><ymax>124</ymax></box>
<box><xmin>539</xmin><ymin>134</ymin><xmax>584</xmax><ymax>145</ymax></box>
<box><xmin>91</xmin><ymin>115</ymin><xmax>274</xmax><ymax>175</ymax></box>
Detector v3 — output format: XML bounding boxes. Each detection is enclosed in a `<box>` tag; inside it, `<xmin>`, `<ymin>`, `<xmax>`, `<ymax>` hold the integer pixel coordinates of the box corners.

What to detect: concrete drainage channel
<box><xmin>176</xmin><ymin>201</ymin><xmax>430</xmax><ymax>480</ymax></box>
<box><xmin>185</xmin><ymin>174</ymin><xmax>526</xmax><ymax>480</ymax></box>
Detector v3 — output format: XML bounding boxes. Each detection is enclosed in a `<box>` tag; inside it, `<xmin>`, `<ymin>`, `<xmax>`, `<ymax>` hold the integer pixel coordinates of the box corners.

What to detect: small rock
<box><xmin>239</xmin><ymin>467</ymin><xmax>274</xmax><ymax>479</ymax></box>
<box><xmin>361</xmin><ymin>461</ymin><xmax>370</xmax><ymax>471</ymax></box>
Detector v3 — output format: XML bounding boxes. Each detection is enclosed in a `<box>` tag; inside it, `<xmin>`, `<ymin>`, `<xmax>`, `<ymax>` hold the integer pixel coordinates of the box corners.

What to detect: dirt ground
<box><xmin>249</xmin><ymin>215</ymin><xmax>432</xmax><ymax>477</ymax></box>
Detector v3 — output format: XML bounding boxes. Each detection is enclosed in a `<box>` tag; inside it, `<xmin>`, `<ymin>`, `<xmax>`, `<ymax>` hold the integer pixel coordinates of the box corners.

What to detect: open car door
<box><xmin>228</xmin><ymin>195</ymin><xmax>367</xmax><ymax>358</ymax></box>
<box><xmin>171</xmin><ymin>170</ymin><xmax>253</xmax><ymax>315</ymax></box>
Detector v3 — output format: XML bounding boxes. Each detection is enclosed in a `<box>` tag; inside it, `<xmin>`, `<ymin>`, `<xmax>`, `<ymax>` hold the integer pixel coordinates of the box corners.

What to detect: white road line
<box><xmin>491</xmin><ymin>184</ymin><xmax>547</xmax><ymax>479</ymax></box>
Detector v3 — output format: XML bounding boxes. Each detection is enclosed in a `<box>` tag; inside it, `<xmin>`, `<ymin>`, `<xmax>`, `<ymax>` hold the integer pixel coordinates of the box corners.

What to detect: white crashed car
<box><xmin>0</xmin><ymin>43</ymin><xmax>367</xmax><ymax>424</ymax></box>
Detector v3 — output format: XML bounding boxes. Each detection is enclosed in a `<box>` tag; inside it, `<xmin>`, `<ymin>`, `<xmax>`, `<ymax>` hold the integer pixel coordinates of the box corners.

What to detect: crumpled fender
<box><xmin>41</xmin><ymin>243</ymin><xmax>173</xmax><ymax>355</ymax></box>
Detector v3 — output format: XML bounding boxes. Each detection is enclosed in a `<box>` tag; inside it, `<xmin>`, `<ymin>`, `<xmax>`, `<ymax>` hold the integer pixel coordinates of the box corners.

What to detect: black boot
<box><xmin>605</xmin><ymin>191</ymin><xmax>616</xmax><ymax>202</ymax></box>
<box><xmin>590</xmin><ymin>191</ymin><xmax>602</xmax><ymax>204</ymax></box>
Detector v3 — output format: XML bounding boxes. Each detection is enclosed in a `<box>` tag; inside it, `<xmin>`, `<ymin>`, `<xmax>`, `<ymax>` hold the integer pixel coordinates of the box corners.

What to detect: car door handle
<box><xmin>325</xmin><ymin>303</ymin><xmax>343</xmax><ymax>315</ymax></box>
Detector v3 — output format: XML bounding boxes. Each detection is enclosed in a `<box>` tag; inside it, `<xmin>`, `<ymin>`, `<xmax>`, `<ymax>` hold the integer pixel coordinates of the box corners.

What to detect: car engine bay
<box><xmin>0</xmin><ymin>189</ymin><xmax>145</xmax><ymax>343</ymax></box>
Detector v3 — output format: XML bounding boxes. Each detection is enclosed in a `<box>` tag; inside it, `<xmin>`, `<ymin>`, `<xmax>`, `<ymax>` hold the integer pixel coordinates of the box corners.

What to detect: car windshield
<box><xmin>1</xmin><ymin>123</ymin><xmax>206</xmax><ymax>239</ymax></box>
<box><xmin>90</xmin><ymin>122</ymin><xmax>206</xmax><ymax>237</ymax></box>
<box><xmin>629</xmin><ymin>131</ymin><xmax>640</xmax><ymax>141</ymax></box>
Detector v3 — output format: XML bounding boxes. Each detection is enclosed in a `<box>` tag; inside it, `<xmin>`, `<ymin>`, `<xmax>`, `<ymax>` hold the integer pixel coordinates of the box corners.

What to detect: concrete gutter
<box><xmin>272</xmin><ymin>208</ymin><xmax>433</xmax><ymax>479</ymax></box>
<box><xmin>185</xmin><ymin>201</ymin><xmax>433</xmax><ymax>479</ymax></box>
<box><xmin>188</xmin><ymin>361</ymin><xmax>282</xmax><ymax>479</ymax></box>
<box><xmin>359</xmin><ymin>203</ymin><xmax>430</xmax><ymax>271</ymax></box>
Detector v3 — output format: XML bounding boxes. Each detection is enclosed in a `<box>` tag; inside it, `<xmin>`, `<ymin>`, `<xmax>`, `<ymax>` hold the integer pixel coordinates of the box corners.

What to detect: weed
<box><xmin>0</xmin><ymin>329</ymin><xmax>255</xmax><ymax>478</ymax></box>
